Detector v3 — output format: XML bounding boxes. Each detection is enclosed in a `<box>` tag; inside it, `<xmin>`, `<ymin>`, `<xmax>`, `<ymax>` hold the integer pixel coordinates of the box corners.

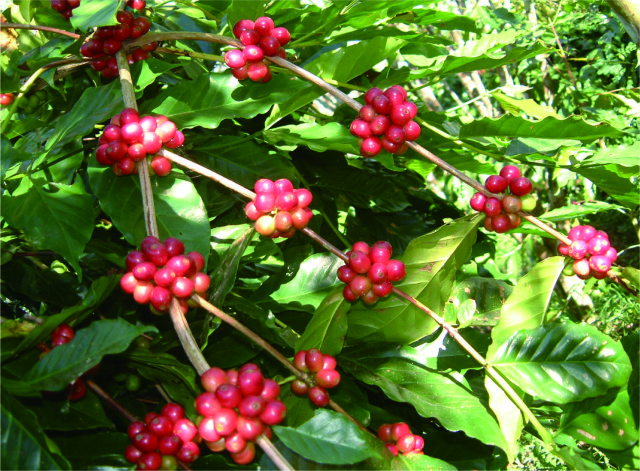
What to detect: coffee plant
<box><xmin>1</xmin><ymin>0</ymin><xmax>638</xmax><ymax>470</ymax></box>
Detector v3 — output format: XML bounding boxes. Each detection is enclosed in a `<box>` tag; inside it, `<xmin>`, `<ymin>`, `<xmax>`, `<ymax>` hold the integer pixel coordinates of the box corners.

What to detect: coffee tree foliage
<box><xmin>1</xmin><ymin>0</ymin><xmax>638</xmax><ymax>470</ymax></box>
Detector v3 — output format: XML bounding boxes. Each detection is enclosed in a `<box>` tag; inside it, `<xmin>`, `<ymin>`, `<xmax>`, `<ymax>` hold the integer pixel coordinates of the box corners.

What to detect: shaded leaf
<box><xmin>1</xmin><ymin>177</ymin><xmax>93</xmax><ymax>276</ymax></box>
<box><xmin>296</xmin><ymin>287</ymin><xmax>349</xmax><ymax>356</ymax></box>
<box><xmin>1</xmin><ymin>389</ymin><xmax>70</xmax><ymax>470</ymax></box>
<box><xmin>12</xmin><ymin>319</ymin><xmax>156</xmax><ymax>395</ymax></box>
<box><xmin>88</xmin><ymin>165</ymin><xmax>210</xmax><ymax>259</ymax></box>
<box><xmin>29</xmin><ymin>388</ymin><xmax>112</xmax><ymax>431</ymax></box>
<box><xmin>492</xmin><ymin>323</ymin><xmax>632</xmax><ymax>404</ymax></box>
<box><xmin>52</xmin><ymin>431</ymin><xmax>130</xmax><ymax>470</ymax></box>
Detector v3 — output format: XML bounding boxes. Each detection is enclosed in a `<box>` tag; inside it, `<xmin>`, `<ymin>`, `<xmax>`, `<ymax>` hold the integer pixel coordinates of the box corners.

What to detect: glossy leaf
<box><xmin>485</xmin><ymin>376</ymin><xmax>524</xmax><ymax>463</ymax></box>
<box><xmin>488</xmin><ymin>256</ymin><xmax>565</xmax><ymax>356</ymax></box>
<box><xmin>69</xmin><ymin>0</ymin><xmax>118</xmax><ymax>30</ymax></box>
<box><xmin>264</xmin><ymin>123</ymin><xmax>359</xmax><ymax>154</ymax></box>
<box><xmin>459</xmin><ymin>115</ymin><xmax>625</xmax><ymax>141</ymax></box>
<box><xmin>537</xmin><ymin>201</ymin><xmax>627</xmax><ymax>222</ymax></box>
<box><xmin>1</xmin><ymin>177</ymin><xmax>93</xmax><ymax>276</ymax></box>
<box><xmin>347</xmin><ymin>215</ymin><xmax>481</xmax><ymax>345</ymax></box>
<box><xmin>273</xmin><ymin>409</ymin><xmax>380</xmax><ymax>465</ymax></box>
<box><xmin>341</xmin><ymin>343</ymin><xmax>508</xmax><ymax>452</ymax></box>
<box><xmin>13</xmin><ymin>319</ymin><xmax>157</xmax><ymax>395</ymax></box>
<box><xmin>30</xmin><ymin>389</ymin><xmax>112</xmax><ymax>431</ymax></box>
<box><xmin>144</xmin><ymin>72</ymin><xmax>295</xmax><ymax>129</ymax></box>
<box><xmin>88</xmin><ymin>165</ymin><xmax>210</xmax><ymax>258</ymax></box>
<box><xmin>267</xmin><ymin>37</ymin><xmax>406</xmax><ymax>126</ymax></box>
<box><xmin>492</xmin><ymin>323</ymin><xmax>633</xmax><ymax>404</ymax></box>
<box><xmin>270</xmin><ymin>253</ymin><xmax>344</xmax><ymax>312</ymax></box>
<box><xmin>1</xmin><ymin>390</ymin><xmax>70</xmax><ymax>470</ymax></box>
<box><xmin>52</xmin><ymin>431</ymin><xmax>130</xmax><ymax>470</ymax></box>
<box><xmin>296</xmin><ymin>287</ymin><xmax>349</xmax><ymax>356</ymax></box>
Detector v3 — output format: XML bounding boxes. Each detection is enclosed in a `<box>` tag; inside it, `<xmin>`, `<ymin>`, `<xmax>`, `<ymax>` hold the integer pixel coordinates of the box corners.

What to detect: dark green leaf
<box><xmin>1</xmin><ymin>389</ymin><xmax>70</xmax><ymax>470</ymax></box>
<box><xmin>69</xmin><ymin>0</ymin><xmax>118</xmax><ymax>30</ymax></box>
<box><xmin>296</xmin><ymin>287</ymin><xmax>349</xmax><ymax>356</ymax></box>
<box><xmin>1</xmin><ymin>177</ymin><xmax>94</xmax><ymax>276</ymax></box>
<box><xmin>14</xmin><ymin>319</ymin><xmax>156</xmax><ymax>395</ymax></box>
<box><xmin>88</xmin><ymin>166</ymin><xmax>210</xmax><ymax>259</ymax></box>
<box><xmin>264</xmin><ymin>123</ymin><xmax>359</xmax><ymax>154</ymax></box>
<box><xmin>341</xmin><ymin>343</ymin><xmax>508</xmax><ymax>452</ymax></box>
<box><xmin>52</xmin><ymin>431</ymin><xmax>130</xmax><ymax>470</ymax></box>
<box><xmin>273</xmin><ymin>409</ymin><xmax>380</xmax><ymax>465</ymax></box>
<box><xmin>29</xmin><ymin>388</ymin><xmax>113</xmax><ymax>431</ymax></box>
<box><xmin>492</xmin><ymin>323</ymin><xmax>633</xmax><ymax>404</ymax></box>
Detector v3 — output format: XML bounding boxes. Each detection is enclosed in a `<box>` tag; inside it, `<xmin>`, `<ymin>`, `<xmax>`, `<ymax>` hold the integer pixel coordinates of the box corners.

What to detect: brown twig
<box><xmin>86</xmin><ymin>380</ymin><xmax>138</xmax><ymax>423</ymax></box>
<box><xmin>0</xmin><ymin>22</ymin><xmax>80</xmax><ymax>39</ymax></box>
<box><xmin>548</xmin><ymin>20</ymin><xmax>577</xmax><ymax>90</ymax></box>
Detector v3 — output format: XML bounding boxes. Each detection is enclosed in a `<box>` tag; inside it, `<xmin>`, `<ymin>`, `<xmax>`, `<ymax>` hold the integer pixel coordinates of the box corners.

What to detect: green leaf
<box><xmin>144</xmin><ymin>72</ymin><xmax>295</xmax><ymax>129</ymax></box>
<box><xmin>267</xmin><ymin>36</ymin><xmax>406</xmax><ymax>126</ymax></box>
<box><xmin>447</xmin><ymin>277</ymin><xmax>513</xmax><ymax>327</ymax></box>
<box><xmin>296</xmin><ymin>287</ymin><xmax>349</xmax><ymax>356</ymax></box>
<box><xmin>485</xmin><ymin>376</ymin><xmax>524</xmax><ymax>464</ymax></box>
<box><xmin>577</xmin><ymin>142</ymin><xmax>640</xmax><ymax>172</ymax></box>
<box><xmin>227</xmin><ymin>0</ymin><xmax>264</xmax><ymax>30</ymax></box>
<box><xmin>488</xmin><ymin>256</ymin><xmax>565</xmax><ymax>355</ymax></box>
<box><xmin>30</xmin><ymin>389</ymin><xmax>113</xmax><ymax>431</ymax></box>
<box><xmin>558</xmin><ymin>389</ymin><xmax>638</xmax><ymax>451</ymax></box>
<box><xmin>393</xmin><ymin>454</ymin><xmax>458</xmax><ymax>471</ymax></box>
<box><xmin>270</xmin><ymin>253</ymin><xmax>343</xmax><ymax>312</ymax></box>
<box><xmin>264</xmin><ymin>123</ymin><xmax>359</xmax><ymax>154</ymax></box>
<box><xmin>459</xmin><ymin>115</ymin><xmax>625</xmax><ymax>141</ymax></box>
<box><xmin>538</xmin><ymin>201</ymin><xmax>627</xmax><ymax>222</ymax></box>
<box><xmin>273</xmin><ymin>409</ymin><xmax>380</xmax><ymax>465</ymax></box>
<box><xmin>572</xmin><ymin>165</ymin><xmax>639</xmax><ymax>209</ymax></box>
<box><xmin>88</xmin><ymin>166</ymin><xmax>210</xmax><ymax>259</ymax></box>
<box><xmin>492</xmin><ymin>323</ymin><xmax>633</xmax><ymax>404</ymax></box>
<box><xmin>1</xmin><ymin>389</ymin><xmax>70</xmax><ymax>470</ymax></box>
<box><xmin>347</xmin><ymin>215</ymin><xmax>481</xmax><ymax>345</ymax></box>
<box><xmin>13</xmin><ymin>319</ymin><xmax>157</xmax><ymax>395</ymax></box>
<box><xmin>1</xmin><ymin>177</ymin><xmax>94</xmax><ymax>276</ymax></box>
<box><xmin>341</xmin><ymin>343</ymin><xmax>508</xmax><ymax>452</ymax></box>
<box><xmin>69</xmin><ymin>0</ymin><xmax>118</xmax><ymax>30</ymax></box>
<box><xmin>210</xmin><ymin>226</ymin><xmax>255</xmax><ymax>307</ymax></box>
<box><xmin>492</xmin><ymin>92</ymin><xmax>560</xmax><ymax>119</ymax></box>
<box><xmin>12</xmin><ymin>275</ymin><xmax>119</xmax><ymax>357</ymax></box>
<box><xmin>44</xmin><ymin>81</ymin><xmax>122</xmax><ymax>152</ymax></box>
<box><xmin>52</xmin><ymin>431</ymin><xmax>130</xmax><ymax>470</ymax></box>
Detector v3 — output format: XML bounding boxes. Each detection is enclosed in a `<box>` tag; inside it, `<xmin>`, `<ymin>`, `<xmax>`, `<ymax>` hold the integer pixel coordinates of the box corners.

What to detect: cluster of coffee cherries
<box><xmin>120</xmin><ymin>236</ymin><xmax>210</xmax><ymax>315</ymax></box>
<box><xmin>197</xmin><ymin>364</ymin><xmax>287</xmax><ymax>465</ymax></box>
<box><xmin>559</xmin><ymin>226</ymin><xmax>617</xmax><ymax>280</ymax></box>
<box><xmin>291</xmin><ymin>349</ymin><xmax>341</xmax><ymax>407</ymax></box>
<box><xmin>337</xmin><ymin>241</ymin><xmax>406</xmax><ymax>304</ymax></box>
<box><xmin>80</xmin><ymin>9</ymin><xmax>155</xmax><ymax>79</ymax></box>
<box><xmin>469</xmin><ymin>165</ymin><xmax>534</xmax><ymax>233</ymax></box>
<box><xmin>245</xmin><ymin>178</ymin><xmax>313</xmax><ymax>238</ymax></box>
<box><xmin>0</xmin><ymin>93</ymin><xmax>14</xmax><ymax>106</ymax></box>
<box><xmin>350</xmin><ymin>86</ymin><xmax>420</xmax><ymax>157</ymax></box>
<box><xmin>96</xmin><ymin>108</ymin><xmax>184</xmax><ymax>176</ymax></box>
<box><xmin>378</xmin><ymin>422</ymin><xmax>425</xmax><ymax>457</ymax></box>
<box><xmin>125</xmin><ymin>403</ymin><xmax>199</xmax><ymax>470</ymax></box>
<box><xmin>50</xmin><ymin>0</ymin><xmax>80</xmax><ymax>19</ymax></box>
<box><xmin>36</xmin><ymin>324</ymin><xmax>92</xmax><ymax>401</ymax></box>
<box><xmin>224</xmin><ymin>17</ymin><xmax>291</xmax><ymax>83</ymax></box>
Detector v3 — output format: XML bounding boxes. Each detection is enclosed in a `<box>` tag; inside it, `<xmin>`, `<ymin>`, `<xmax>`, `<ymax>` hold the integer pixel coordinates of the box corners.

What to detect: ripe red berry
<box><xmin>389</xmin><ymin>103</ymin><xmax>413</xmax><ymax>126</ymax></box>
<box><xmin>397</xmin><ymin>434</ymin><xmax>418</xmax><ymax>453</ymax></box>
<box><xmin>212</xmin><ymin>408</ymin><xmax>238</xmax><ymax>436</ymax></box>
<box><xmin>305</xmin><ymin>349</ymin><xmax>324</xmax><ymax>373</ymax></box>
<box><xmin>360</xmin><ymin>137</ymin><xmax>382</xmax><ymax>157</ymax></box>
<box><xmin>364</xmin><ymin>87</ymin><xmax>384</xmax><ymax>105</ymax></box>
<box><xmin>350</xmin><ymin>119</ymin><xmax>372</xmax><ymax>138</ymax></box>
<box><xmin>499</xmin><ymin>165</ymin><xmax>521</xmax><ymax>183</ymax></box>
<box><xmin>293</xmin><ymin>350</ymin><xmax>308</xmax><ymax>372</ymax></box>
<box><xmin>483</xmin><ymin>197</ymin><xmax>502</xmax><ymax>217</ymax></box>
<box><xmin>386</xmin><ymin>260</ymin><xmax>406</xmax><ymax>282</ymax></box>
<box><xmin>315</xmin><ymin>369</ymin><xmax>341</xmax><ymax>389</ymax></box>
<box><xmin>215</xmin><ymin>383</ymin><xmax>242</xmax><ymax>409</ymax></box>
<box><xmin>138</xmin><ymin>451</ymin><xmax>162</xmax><ymax>470</ymax></box>
<box><xmin>201</xmin><ymin>366</ymin><xmax>228</xmax><ymax>392</ymax></box>
<box><xmin>403</xmin><ymin>120</ymin><xmax>421</xmax><ymax>141</ymax></box>
<box><xmin>254</xmin><ymin>16</ymin><xmax>275</xmax><ymax>36</ymax></box>
<box><xmin>52</xmin><ymin>324</ymin><xmax>75</xmax><ymax>342</ymax></box>
<box><xmin>491</xmin><ymin>214</ymin><xmax>511</xmax><ymax>233</ymax></box>
<box><xmin>359</xmin><ymin>104</ymin><xmax>378</xmax><ymax>122</ymax></box>
<box><xmin>161</xmin><ymin>403</ymin><xmax>184</xmax><ymax>423</ymax></box>
<box><xmin>337</xmin><ymin>265</ymin><xmax>356</xmax><ymax>283</ymax></box>
<box><xmin>290</xmin><ymin>379</ymin><xmax>309</xmax><ymax>396</ymax></box>
<box><xmin>156</xmin><ymin>121</ymin><xmax>177</xmax><ymax>143</ymax></box>
<box><xmin>349</xmin><ymin>275</ymin><xmax>372</xmax><ymax>297</ymax></box>
<box><xmin>590</xmin><ymin>255</ymin><xmax>612</xmax><ymax>273</ymax></box>
<box><xmin>238</xmin><ymin>395</ymin><xmax>266</xmax><ymax>418</ymax></box>
<box><xmin>230</xmin><ymin>441</ymin><xmax>255</xmax><ymax>465</ymax></box>
<box><xmin>260</xmin><ymin>399</ymin><xmax>287</xmax><ymax>425</ymax></box>
<box><xmin>225</xmin><ymin>49</ymin><xmax>246</xmax><ymax>68</ymax></box>
<box><xmin>343</xmin><ymin>285</ymin><xmax>359</xmax><ymax>302</ymax></box>
<box><xmin>271</xmin><ymin>27</ymin><xmax>291</xmax><ymax>46</ymax></box>
<box><xmin>124</xmin><ymin>444</ymin><xmax>143</xmax><ymax>463</ymax></box>
<box><xmin>134</xmin><ymin>432</ymin><xmax>159</xmax><ymax>452</ymax></box>
<box><xmin>198</xmin><ymin>416</ymin><xmax>221</xmax><ymax>442</ymax></box>
<box><xmin>150</xmin><ymin>286</ymin><xmax>172</xmax><ymax>311</ymax></box>
<box><xmin>260</xmin><ymin>378</ymin><xmax>281</xmax><ymax>401</ymax></box>
<box><xmin>233</xmin><ymin>19</ymin><xmax>255</xmax><ymax>39</ymax></box>
<box><xmin>173</xmin><ymin>418</ymin><xmax>197</xmax><ymax>443</ymax></box>
<box><xmin>587</xmin><ymin>236</ymin><xmax>610</xmax><ymax>256</ymax></box>
<box><xmin>247</xmin><ymin>61</ymin><xmax>269</xmax><ymax>81</ymax></box>
<box><xmin>240</xmin><ymin>29</ymin><xmax>261</xmax><ymax>46</ymax></box>
<box><xmin>142</xmin><ymin>132</ymin><xmax>162</xmax><ymax>154</ymax></box>
<box><xmin>259</xmin><ymin>35</ymin><xmax>280</xmax><ymax>56</ymax></box>
<box><xmin>308</xmin><ymin>386</ymin><xmax>330</xmax><ymax>407</ymax></box>
<box><xmin>157</xmin><ymin>434</ymin><xmax>181</xmax><ymax>456</ymax></box>
<box><xmin>176</xmin><ymin>441</ymin><xmax>199</xmax><ymax>464</ymax></box>
<box><xmin>386</xmin><ymin>443</ymin><xmax>399</xmax><ymax>456</ymax></box>
<box><xmin>568</xmin><ymin>240</ymin><xmax>588</xmax><ymax>260</ymax></box>
<box><xmin>509</xmin><ymin>177</ymin><xmax>533</xmax><ymax>196</ymax></box>
<box><xmin>349</xmin><ymin>250</ymin><xmax>371</xmax><ymax>274</ymax></box>
<box><xmin>237</xmin><ymin>416</ymin><xmax>265</xmax><ymax>441</ymax></box>
<box><xmin>148</xmin><ymin>415</ymin><xmax>173</xmax><ymax>437</ymax></box>
<box><xmin>372</xmin><ymin>280</ymin><xmax>393</xmax><ymax>297</ymax></box>
<box><xmin>238</xmin><ymin>368</ymin><xmax>265</xmax><ymax>397</ymax></box>
<box><xmin>391</xmin><ymin>422</ymin><xmax>411</xmax><ymax>441</ymax></box>
<box><xmin>370</xmin><ymin>115</ymin><xmax>390</xmax><ymax>135</ymax></box>
<box><xmin>485</xmin><ymin>175</ymin><xmax>508</xmax><ymax>193</ymax></box>
<box><xmin>470</xmin><ymin>192</ymin><xmax>487</xmax><ymax>212</ymax></box>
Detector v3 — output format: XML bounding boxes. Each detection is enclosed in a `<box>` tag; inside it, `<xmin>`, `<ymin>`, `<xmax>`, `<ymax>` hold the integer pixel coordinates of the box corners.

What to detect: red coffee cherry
<box><xmin>201</xmin><ymin>367</ymin><xmax>227</xmax><ymax>392</ymax></box>
<box><xmin>499</xmin><ymin>165</ymin><xmax>521</xmax><ymax>183</ymax></box>
<box><xmin>315</xmin><ymin>369</ymin><xmax>341</xmax><ymax>389</ymax></box>
<box><xmin>485</xmin><ymin>175</ymin><xmax>508</xmax><ymax>193</ymax></box>
<box><xmin>308</xmin><ymin>386</ymin><xmax>330</xmax><ymax>407</ymax></box>
<box><xmin>391</xmin><ymin>422</ymin><xmax>411</xmax><ymax>441</ymax></box>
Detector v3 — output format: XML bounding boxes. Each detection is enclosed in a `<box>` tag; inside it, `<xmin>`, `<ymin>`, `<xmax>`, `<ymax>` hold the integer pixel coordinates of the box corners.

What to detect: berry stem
<box><xmin>190</xmin><ymin>294</ymin><xmax>365</xmax><ymax>430</ymax></box>
<box><xmin>86</xmin><ymin>379</ymin><xmax>138</xmax><ymax>423</ymax></box>
<box><xmin>0</xmin><ymin>22</ymin><xmax>81</xmax><ymax>39</ymax></box>
<box><xmin>256</xmin><ymin>435</ymin><xmax>295</xmax><ymax>471</ymax></box>
<box><xmin>159</xmin><ymin>149</ymin><xmax>255</xmax><ymax>200</ymax></box>
<box><xmin>155</xmin><ymin>384</ymin><xmax>172</xmax><ymax>403</ymax></box>
<box><xmin>115</xmin><ymin>50</ymin><xmax>160</xmax><ymax>238</ymax></box>
<box><xmin>168</xmin><ymin>298</ymin><xmax>210</xmax><ymax>375</ymax></box>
